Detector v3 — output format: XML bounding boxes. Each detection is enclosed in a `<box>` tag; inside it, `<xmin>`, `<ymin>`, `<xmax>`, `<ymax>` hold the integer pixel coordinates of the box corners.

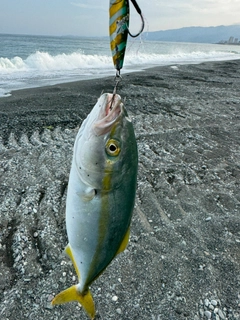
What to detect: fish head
<box><xmin>74</xmin><ymin>93</ymin><xmax>137</xmax><ymax>191</ymax></box>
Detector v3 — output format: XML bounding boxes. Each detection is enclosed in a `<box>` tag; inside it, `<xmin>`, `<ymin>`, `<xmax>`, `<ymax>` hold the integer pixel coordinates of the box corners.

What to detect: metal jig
<box><xmin>109</xmin><ymin>0</ymin><xmax>144</xmax><ymax>101</ymax></box>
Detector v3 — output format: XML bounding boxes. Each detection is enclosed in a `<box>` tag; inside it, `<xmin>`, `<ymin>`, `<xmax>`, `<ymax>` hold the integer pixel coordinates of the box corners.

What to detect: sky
<box><xmin>0</xmin><ymin>0</ymin><xmax>240</xmax><ymax>36</ymax></box>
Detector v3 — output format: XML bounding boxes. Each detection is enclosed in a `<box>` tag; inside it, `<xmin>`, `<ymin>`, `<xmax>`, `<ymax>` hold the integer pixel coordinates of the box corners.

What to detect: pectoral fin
<box><xmin>51</xmin><ymin>285</ymin><xmax>95</xmax><ymax>320</ymax></box>
<box><xmin>79</xmin><ymin>187</ymin><xmax>96</xmax><ymax>201</ymax></box>
<box><xmin>116</xmin><ymin>227</ymin><xmax>130</xmax><ymax>255</ymax></box>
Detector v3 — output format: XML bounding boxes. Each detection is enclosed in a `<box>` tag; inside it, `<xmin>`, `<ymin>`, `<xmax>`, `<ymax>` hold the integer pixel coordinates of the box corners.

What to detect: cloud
<box><xmin>1</xmin><ymin>0</ymin><xmax>240</xmax><ymax>37</ymax></box>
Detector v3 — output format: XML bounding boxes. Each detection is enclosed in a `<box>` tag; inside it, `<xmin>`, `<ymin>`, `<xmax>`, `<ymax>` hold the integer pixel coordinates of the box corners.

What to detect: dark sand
<box><xmin>0</xmin><ymin>60</ymin><xmax>240</xmax><ymax>319</ymax></box>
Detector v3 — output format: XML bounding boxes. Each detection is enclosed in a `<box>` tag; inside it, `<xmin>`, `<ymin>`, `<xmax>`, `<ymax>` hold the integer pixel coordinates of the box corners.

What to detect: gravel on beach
<box><xmin>0</xmin><ymin>60</ymin><xmax>240</xmax><ymax>319</ymax></box>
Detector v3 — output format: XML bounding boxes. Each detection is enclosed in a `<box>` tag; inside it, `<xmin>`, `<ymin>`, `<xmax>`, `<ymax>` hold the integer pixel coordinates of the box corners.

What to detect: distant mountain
<box><xmin>144</xmin><ymin>25</ymin><xmax>240</xmax><ymax>43</ymax></box>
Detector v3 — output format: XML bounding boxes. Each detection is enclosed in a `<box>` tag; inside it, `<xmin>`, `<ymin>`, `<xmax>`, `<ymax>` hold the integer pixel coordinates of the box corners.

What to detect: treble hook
<box><xmin>128</xmin><ymin>0</ymin><xmax>145</xmax><ymax>38</ymax></box>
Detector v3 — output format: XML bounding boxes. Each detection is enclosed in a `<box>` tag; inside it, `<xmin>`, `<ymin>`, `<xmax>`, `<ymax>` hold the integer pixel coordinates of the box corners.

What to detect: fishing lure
<box><xmin>109</xmin><ymin>0</ymin><xmax>144</xmax><ymax>73</ymax></box>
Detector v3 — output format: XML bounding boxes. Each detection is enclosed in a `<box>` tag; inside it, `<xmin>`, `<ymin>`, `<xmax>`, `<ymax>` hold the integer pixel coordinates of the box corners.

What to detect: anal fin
<box><xmin>116</xmin><ymin>227</ymin><xmax>130</xmax><ymax>255</ymax></box>
<box><xmin>65</xmin><ymin>244</ymin><xmax>80</xmax><ymax>280</ymax></box>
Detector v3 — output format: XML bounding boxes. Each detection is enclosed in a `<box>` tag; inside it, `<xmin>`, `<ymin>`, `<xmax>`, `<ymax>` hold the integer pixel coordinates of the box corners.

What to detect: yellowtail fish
<box><xmin>51</xmin><ymin>93</ymin><xmax>138</xmax><ymax>319</ymax></box>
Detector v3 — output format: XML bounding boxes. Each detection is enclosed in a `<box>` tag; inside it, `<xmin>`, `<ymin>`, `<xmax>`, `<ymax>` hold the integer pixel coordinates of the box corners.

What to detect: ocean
<box><xmin>1</xmin><ymin>33</ymin><xmax>240</xmax><ymax>97</ymax></box>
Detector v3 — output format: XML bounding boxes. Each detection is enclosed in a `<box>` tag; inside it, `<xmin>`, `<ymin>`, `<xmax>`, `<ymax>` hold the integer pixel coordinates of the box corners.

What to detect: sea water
<box><xmin>1</xmin><ymin>33</ymin><xmax>240</xmax><ymax>97</ymax></box>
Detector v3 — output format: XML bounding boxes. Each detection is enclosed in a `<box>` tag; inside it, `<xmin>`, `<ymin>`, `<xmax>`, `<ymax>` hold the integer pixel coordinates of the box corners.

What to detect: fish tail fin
<box><xmin>51</xmin><ymin>285</ymin><xmax>95</xmax><ymax>319</ymax></box>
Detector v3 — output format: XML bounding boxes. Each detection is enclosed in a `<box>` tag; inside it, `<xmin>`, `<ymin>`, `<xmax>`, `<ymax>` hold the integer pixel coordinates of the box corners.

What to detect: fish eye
<box><xmin>105</xmin><ymin>139</ymin><xmax>121</xmax><ymax>157</ymax></box>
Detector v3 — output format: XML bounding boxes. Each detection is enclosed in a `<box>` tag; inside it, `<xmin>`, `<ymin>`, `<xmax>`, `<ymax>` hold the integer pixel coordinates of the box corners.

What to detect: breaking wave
<box><xmin>0</xmin><ymin>51</ymin><xmax>111</xmax><ymax>73</ymax></box>
<box><xmin>0</xmin><ymin>49</ymin><xmax>239</xmax><ymax>74</ymax></box>
<box><xmin>0</xmin><ymin>46</ymin><xmax>239</xmax><ymax>97</ymax></box>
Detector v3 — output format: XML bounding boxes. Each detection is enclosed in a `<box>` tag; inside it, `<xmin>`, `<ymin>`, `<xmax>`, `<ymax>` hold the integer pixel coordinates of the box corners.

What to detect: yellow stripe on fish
<box><xmin>86</xmin><ymin>123</ymin><xmax>122</xmax><ymax>282</ymax></box>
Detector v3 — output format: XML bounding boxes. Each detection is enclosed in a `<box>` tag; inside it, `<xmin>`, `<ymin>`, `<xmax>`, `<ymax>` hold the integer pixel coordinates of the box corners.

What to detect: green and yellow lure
<box><xmin>109</xmin><ymin>0</ymin><xmax>144</xmax><ymax>72</ymax></box>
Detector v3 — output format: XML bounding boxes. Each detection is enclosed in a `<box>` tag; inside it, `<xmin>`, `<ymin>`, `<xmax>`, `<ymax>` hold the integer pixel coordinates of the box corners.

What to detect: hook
<box><xmin>128</xmin><ymin>0</ymin><xmax>145</xmax><ymax>38</ymax></box>
<box><xmin>110</xmin><ymin>70</ymin><xmax>122</xmax><ymax>110</ymax></box>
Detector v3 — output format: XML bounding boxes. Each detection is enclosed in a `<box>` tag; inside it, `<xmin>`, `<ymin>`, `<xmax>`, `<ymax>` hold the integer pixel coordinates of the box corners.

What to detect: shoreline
<box><xmin>1</xmin><ymin>55</ymin><xmax>240</xmax><ymax>100</ymax></box>
<box><xmin>1</xmin><ymin>57</ymin><xmax>240</xmax><ymax>101</ymax></box>
<box><xmin>0</xmin><ymin>58</ymin><xmax>240</xmax><ymax>319</ymax></box>
<box><xmin>1</xmin><ymin>58</ymin><xmax>240</xmax><ymax>141</ymax></box>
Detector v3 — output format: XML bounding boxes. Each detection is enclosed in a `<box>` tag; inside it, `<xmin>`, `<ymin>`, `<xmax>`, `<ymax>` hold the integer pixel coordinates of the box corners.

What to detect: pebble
<box><xmin>209</xmin><ymin>304</ymin><xmax>214</xmax><ymax>310</ymax></box>
<box><xmin>47</xmin><ymin>294</ymin><xmax>54</xmax><ymax>302</ymax></box>
<box><xmin>112</xmin><ymin>296</ymin><xmax>118</xmax><ymax>302</ymax></box>
<box><xmin>45</xmin><ymin>303</ymin><xmax>53</xmax><ymax>310</ymax></box>
<box><xmin>218</xmin><ymin>309</ymin><xmax>225</xmax><ymax>319</ymax></box>
<box><xmin>199</xmin><ymin>308</ymin><xmax>204</xmax><ymax>317</ymax></box>
<box><xmin>116</xmin><ymin>308</ymin><xmax>122</xmax><ymax>314</ymax></box>
<box><xmin>205</xmin><ymin>298</ymin><xmax>210</xmax><ymax>307</ymax></box>
<box><xmin>211</xmin><ymin>300</ymin><xmax>218</xmax><ymax>306</ymax></box>
<box><xmin>204</xmin><ymin>310</ymin><xmax>212</xmax><ymax>319</ymax></box>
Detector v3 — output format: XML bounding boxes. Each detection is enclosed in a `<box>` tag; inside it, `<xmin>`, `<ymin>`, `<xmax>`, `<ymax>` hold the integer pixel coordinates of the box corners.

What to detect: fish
<box><xmin>51</xmin><ymin>93</ymin><xmax>138</xmax><ymax>319</ymax></box>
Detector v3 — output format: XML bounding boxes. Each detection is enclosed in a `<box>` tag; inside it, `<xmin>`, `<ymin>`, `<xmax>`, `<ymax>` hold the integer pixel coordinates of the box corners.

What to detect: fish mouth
<box><xmin>93</xmin><ymin>93</ymin><xmax>123</xmax><ymax>136</ymax></box>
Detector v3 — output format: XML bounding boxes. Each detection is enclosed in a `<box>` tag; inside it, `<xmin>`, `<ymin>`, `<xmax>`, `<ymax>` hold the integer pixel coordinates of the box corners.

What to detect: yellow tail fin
<box><xmin>51</xmin><ymin>285</ymin><xmax>95</xmax><ymax>319</ymax></box>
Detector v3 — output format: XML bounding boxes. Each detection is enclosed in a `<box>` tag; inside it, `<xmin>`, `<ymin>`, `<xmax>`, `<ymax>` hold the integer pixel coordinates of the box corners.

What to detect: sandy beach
<box><xmin>0</xmin><ymin>59</ymin><xmax>240</xmax><ymax>319</ymax></box>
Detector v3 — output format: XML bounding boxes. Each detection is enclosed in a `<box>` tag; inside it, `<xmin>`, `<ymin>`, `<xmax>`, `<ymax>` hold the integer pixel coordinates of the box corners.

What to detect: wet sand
<box><xmin>0</xmin><ymin>60</ymin><xmax>240</xmax><ymax>319</ymax></box>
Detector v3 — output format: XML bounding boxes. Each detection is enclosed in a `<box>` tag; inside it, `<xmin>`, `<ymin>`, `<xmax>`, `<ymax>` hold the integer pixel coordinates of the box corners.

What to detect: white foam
<box><xmin>124</xmin><ymin>50</ymin><xmax>239</xmax><ymax>67</ymax></box>
<box><xmin>0</xmin><ymin>46</ymin><xmax>240</xmax><ymax>97</ymax></box>
<box><xmin>0</xmin><ymin>51</ymin><xmax>112</xmax><ymax>74</ymax></box>
<box><xmin>0</xmin><ymin>51</ymin><xmax>115</xmax><ymax>97</ymax></box>
<box><xmin>0</xmin><ymin>88</ymin><xmax>11</xmax><ymax>97</ymax></box>
<box><xmin>1</xmin><ymin>49</ymin><xmax>238</xmax><ymax>75</ymax></box>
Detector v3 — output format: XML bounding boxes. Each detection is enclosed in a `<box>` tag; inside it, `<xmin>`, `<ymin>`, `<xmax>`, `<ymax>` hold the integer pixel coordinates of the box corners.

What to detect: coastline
<box><xmin>1</xmin><ymin>58</ymin><xmax>240</xmax><ymax>138</ymax></box>
<box><xmin>0</xmin><ymin>59</ymin><xmax>240</xmax><ymax>319</ymax></box>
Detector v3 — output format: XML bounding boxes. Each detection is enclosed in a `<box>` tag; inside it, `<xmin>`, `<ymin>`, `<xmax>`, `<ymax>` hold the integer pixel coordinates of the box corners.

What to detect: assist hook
<box><xmin>128</xmin><ymin>0</ymin><xmax>145</xmax><ymax>38</ymax></box>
